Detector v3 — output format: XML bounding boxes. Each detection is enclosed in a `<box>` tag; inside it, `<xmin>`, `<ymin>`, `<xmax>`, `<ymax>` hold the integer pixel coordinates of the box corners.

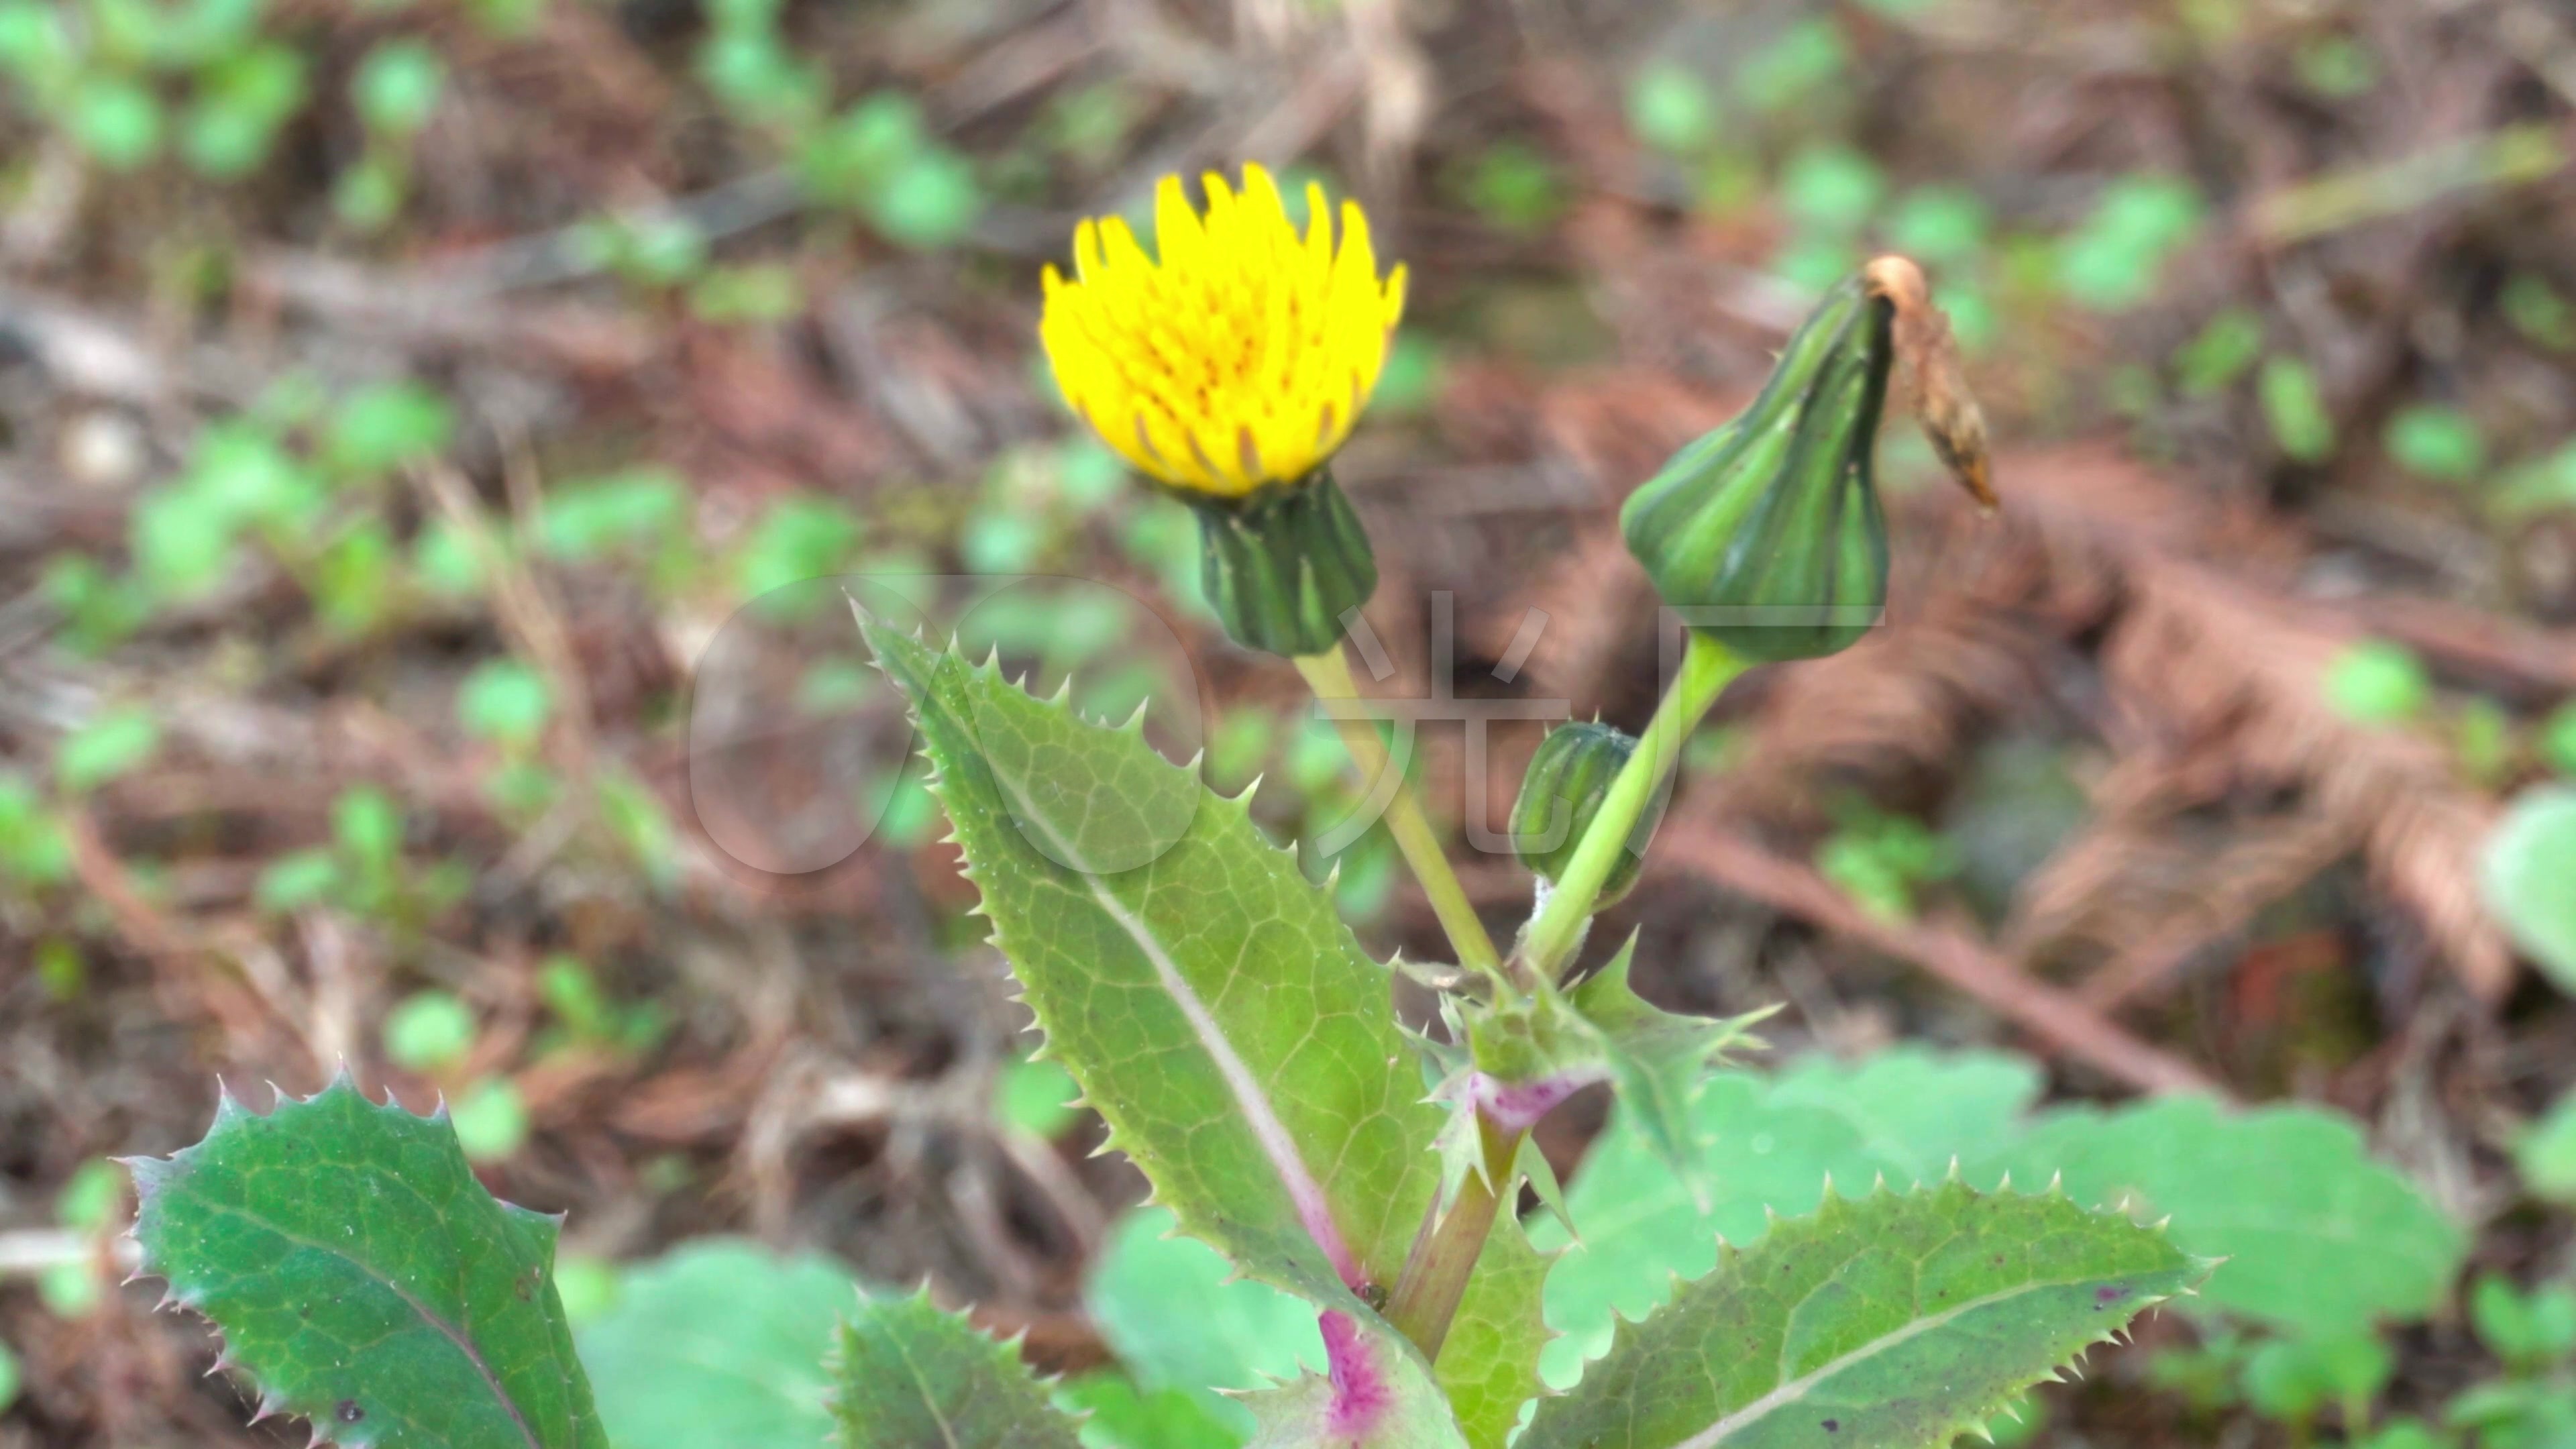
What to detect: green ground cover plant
<box><xmin>117</xmin><ymin>168</ymin><xmax>2212</xmax><ymax>1449</ymax></box>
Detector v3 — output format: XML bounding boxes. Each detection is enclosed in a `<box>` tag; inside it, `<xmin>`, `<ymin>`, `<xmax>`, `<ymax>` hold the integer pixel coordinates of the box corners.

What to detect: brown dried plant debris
<box><xmin>1866</xmin><ymin>256</ymin><xmax>1996</xmax><ymax>513</ymax></box>
<box><xmin>2100</xmin><ymin>557</ymin><xmax>2512</xmax><ymax>1000</ymax></box>
<box><xmin>2008</xmin><ymin>786</ymin><xmax>2357</xmax><ymax>1011</ymax></box>
<box><xmin>1714</xmin><ymin>444</ymin><xmax>2225</xmax><ymax>817</ymax></box>
<box><xmin>1654</xmin><ymin>819</ymin><xmax>2222</xmax><ymax>1098</ymax></box>
<box><xmin>1713</xmin><ymin>445</ymin><xmax>2512</xmax><ymax>1002</ymax></box>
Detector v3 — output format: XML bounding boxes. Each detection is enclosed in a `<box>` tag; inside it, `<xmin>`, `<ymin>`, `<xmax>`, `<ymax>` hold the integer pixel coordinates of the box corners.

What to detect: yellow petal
<box><xmin>1037</xmin><ymin>164</ymin><xmax>1405</xmax><ymax>496</ymax></box>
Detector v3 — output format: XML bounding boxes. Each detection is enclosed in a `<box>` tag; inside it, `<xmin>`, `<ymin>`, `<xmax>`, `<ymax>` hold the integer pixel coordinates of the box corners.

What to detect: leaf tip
<box><xmin>119</xmin><ymin>1152</ymin><xmax>174</xmax><ymax>1202</ymax></box>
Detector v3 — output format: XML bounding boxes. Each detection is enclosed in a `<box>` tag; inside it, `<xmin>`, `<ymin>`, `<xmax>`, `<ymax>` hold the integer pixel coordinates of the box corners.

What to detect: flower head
<box><xmin>1040</xmin><ymin>164</ymin><xmax>1407</xmax><ymax>498</ymax></box>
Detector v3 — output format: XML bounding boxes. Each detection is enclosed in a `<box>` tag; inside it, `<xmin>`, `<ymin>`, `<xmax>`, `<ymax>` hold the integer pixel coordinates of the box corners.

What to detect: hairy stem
<box><xmin>1517</xmin><ymin>632</ymin><xmax>1745</xmax><ymax>982</ymax></box>
<box><xmin>1293</xmin><ymin>646</ymin><xmax>1506</xmax><ymax>982</ymax></box>
<box><xmin>1383</xmin><ymin>1111</ymin><xmax>1518</xmax><ymax>1360</ymax></box>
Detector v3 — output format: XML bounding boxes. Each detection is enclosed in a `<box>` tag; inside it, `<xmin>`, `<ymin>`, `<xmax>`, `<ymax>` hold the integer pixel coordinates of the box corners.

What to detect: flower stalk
<box><xmin>1378</xmin><ymin>635</ymin><xmax>1743</xmax><ymax>1366</ymax></box>
<box><xmin>1383</xmin><ymin>1109</ymin><xmax>1519</xmax><ymax>1360</ymax></box>
<box><xmin>1295</xmin><ymin>645</ymin><xmax>1505</xmax><ymax>983</ymax></box>
<box><xmin>1517</xmin><ymin>631</ymin><xmax>1744</xmax><ymax>983</ymax></box>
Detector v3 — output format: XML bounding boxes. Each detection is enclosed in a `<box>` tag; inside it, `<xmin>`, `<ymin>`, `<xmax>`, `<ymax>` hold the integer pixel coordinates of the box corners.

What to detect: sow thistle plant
<box><xmin>124</xmin><ymin>166</ymin><xmax>2207</xmax><ymax>1449</ymax></box>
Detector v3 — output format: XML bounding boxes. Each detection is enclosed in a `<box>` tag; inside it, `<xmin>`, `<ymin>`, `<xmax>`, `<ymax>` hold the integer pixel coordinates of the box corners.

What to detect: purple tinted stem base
<box><xmin>1383</xmin><ymin>1110</ymin><xmax>1518</xmax><ymax>1360</ymax></box>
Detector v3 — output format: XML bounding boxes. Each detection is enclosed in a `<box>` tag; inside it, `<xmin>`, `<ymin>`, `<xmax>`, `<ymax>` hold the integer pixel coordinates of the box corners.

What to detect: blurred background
<box><xmin>5</xmin><ymin>0</ymin><xmax>2576</xmax><ymax>1444</ymax></box>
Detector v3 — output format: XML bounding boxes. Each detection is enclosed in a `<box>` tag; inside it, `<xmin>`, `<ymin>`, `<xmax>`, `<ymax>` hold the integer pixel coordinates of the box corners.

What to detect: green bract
<box><xmin>1189</xmin><ymin>469</ymin><xmax>1380</xmax><ymax>659</ymax></box>
<box><xmin>1513</xmin><ymin>721</ymin><xmax>1656</xmax><ymax>906</ymax></box>
<box><xmin>1621</xmin><ymin>272</ymin><xmax>1894</xmax><ymax>661</ymax></box>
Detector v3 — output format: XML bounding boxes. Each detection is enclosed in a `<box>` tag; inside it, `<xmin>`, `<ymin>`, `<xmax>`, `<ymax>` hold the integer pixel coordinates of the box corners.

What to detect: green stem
<box><xmin>1293</xmin><ymin>647</ymin><xmax>1507</xmax><ymax>982</ymax></box>
<box><xmin>1337</xmin><ymin>636</ymin><xmax>1745</xmax><ymax>1361</ymax></box>
<box><xmin>1517</xmin><ymin>631</ymin><xmax>1744</xmax><ymax>982</ymax></box>
<box><xmin>1383</xmin><ymin>1112</ymin><xmax>1518</xmax><ymax>1360</ymax></box>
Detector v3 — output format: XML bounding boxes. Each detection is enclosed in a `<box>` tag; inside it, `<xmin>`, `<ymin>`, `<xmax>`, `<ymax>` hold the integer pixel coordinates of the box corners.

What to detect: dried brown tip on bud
<box><xmin>1866</xmin><ymin>255</ymin><xmax>1998</xmax><ymax>513</ymax></box>
<box><xmin>1862</xmin><ymin>255</ymin><xmax>1929</xmax><ymax>311</ymax></box>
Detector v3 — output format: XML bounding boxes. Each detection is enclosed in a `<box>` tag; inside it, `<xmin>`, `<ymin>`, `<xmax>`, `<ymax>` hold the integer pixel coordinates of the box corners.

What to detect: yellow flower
<box><xmin>1040</xmin><ymin>164</ymin><xmax>1408</xmax><ymax>498</ymax></box>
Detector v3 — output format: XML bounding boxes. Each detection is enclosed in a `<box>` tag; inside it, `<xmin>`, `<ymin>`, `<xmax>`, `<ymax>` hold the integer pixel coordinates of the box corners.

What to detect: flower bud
<box><xmin>1190</xmin><ymin>467</ymin><xmax>1378</xmax><ymax>659</ymax></box>
<box><xmin>1621</xmin><ymin>272</ymin><xmax>1895</xmax><ymax>661</ymax></box>
<box><xmin>1511</xmin><ymin>720</ymin><xmax>1660</xmax><ymax>906</ymax></box>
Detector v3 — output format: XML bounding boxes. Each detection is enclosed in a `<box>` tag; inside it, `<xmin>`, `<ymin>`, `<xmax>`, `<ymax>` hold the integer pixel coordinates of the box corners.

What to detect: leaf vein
<box><xmin>191</xmin><ymin>1197</ymin><xmax>545</xmax><ymax>1449</ymax></box>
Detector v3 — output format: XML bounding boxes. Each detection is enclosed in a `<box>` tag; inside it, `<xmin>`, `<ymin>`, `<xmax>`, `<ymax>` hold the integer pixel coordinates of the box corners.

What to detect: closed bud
<box><xmin>1511</xmin><ymin>721</ymin><xmax>1661</xmax><ymax>906</ymax></box>
<box><xmin>1621</xmin><ymin>271</ymin><xmax>1895</xmax><ymax>661</ymax></box>
<box><xmin>1190</xmin><ymin>467</ymin><xmax>1379</xmax><ymax>658</ymax></box>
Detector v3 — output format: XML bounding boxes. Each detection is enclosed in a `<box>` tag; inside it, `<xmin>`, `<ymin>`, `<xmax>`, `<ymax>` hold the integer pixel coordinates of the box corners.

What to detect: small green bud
<box><xmin>1511</xmin><ymin>721</ymin><xmax>1660</xmax><ymax>906</ymax></box>
<box><xmin>1187</xmin><ymin>468</ymin><xmax>1378</xmax><ymax>659</ymax></box>
<box><xmin>1622</xmin><ymin>272</ymin><xmax>1896</xmax><ymax>661</ymax></box>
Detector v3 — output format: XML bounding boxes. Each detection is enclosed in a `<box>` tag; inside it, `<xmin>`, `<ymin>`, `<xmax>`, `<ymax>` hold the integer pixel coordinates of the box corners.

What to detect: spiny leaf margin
<box><xmin>863</xmin><ymin>621</ymin><xmax>1562</xmax><ymax>1441</ymax></box>
<box><xmin>830</xmin><ymin>1288</ymin><xmax>1083</xmax><ymax>1449</ymax></box>
<box><xmin>1519</xmin><ymin>1176</ymin><xmax>2208</xmax><ymax>1449</ymax></box>
<box><xmin>859</xmin><ymin>619</ymin><xmax>1433</xmax><ymax>1309</ymax></box>
<box><xmin>125</xmin><ymin>1071</ymin><xmax>609</xmax><ymax>1449</ymax></box>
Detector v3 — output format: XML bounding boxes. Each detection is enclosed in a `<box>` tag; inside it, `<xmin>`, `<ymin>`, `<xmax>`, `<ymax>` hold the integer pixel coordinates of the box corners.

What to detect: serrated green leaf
<box><xmin>1545</xmin><ymin>1051</ymin><xmax>2461</xmax><ymax>1377</ymax></box>
<box><xmin>1538</xmin><ymin>1049</ymin><xmax>2043</xmax><ymax>1386</ymax></box>
<box><xmin>867</xmin><ymin>623</ymin><xmax>1547</xmax><ymax>1441</ymax></box>
<box><xmin>125</xmin><ymin>1075</ymin><xmax>608</xmax><ymax>1449</ymax></box>
<box><xmin>1520</xmin><ymin>1181</ymin><xmax>2204</xmax><ymax>1449</ymax></box>
<box><xmin>833</xmin><ymin>1288</ymin><xmax>1083</xmax><ymax>1448</ymax></box>
<box><xmin>577</xmin><ymin>1238</ymin><xmax>865</xmax><ymax>1449</ymax></box>
<box><xmin>861</xmin><ymin>622</ymin><xmax>1429</xmax><ymax>1307</ymax></box>
<box><xmin>1563</xmin><ymin>938</ymin><xmax>1768</xmax><ymax>1179</ymax></box>
<box><xmin>1976</xmin><ymin>1097</ymin><xmax>2464</xmax><ymax>1336</ymax></box>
